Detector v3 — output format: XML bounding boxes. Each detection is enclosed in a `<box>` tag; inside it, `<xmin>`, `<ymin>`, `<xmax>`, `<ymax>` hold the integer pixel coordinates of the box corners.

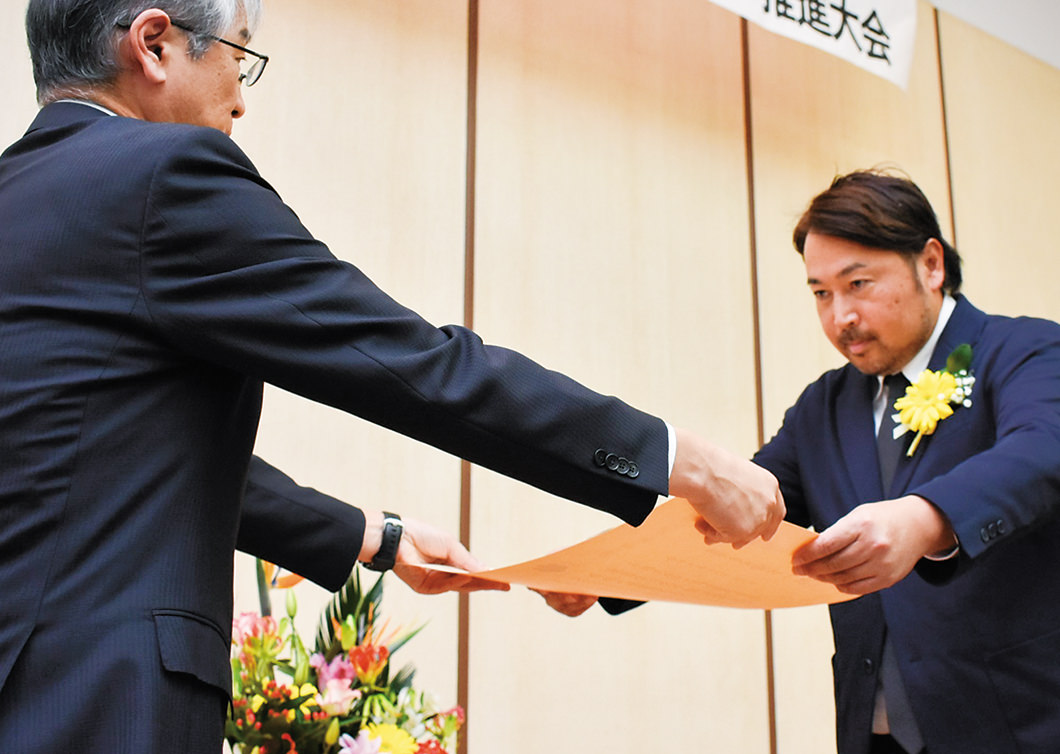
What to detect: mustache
<box><xmin>838</xmin><ymin>328</ymin><xmax>872</xmax><ymax>348</ymax></box>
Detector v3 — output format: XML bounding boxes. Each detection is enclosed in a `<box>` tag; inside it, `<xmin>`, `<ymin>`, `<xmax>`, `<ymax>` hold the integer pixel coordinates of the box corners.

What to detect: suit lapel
<box><xmin>891</xmin><ymin>295</ymin><xmax>988</xmax><ymax>494</ymax></box>
<box><xmin>838</xmin><ymin>369</ymin><xmax>887</xmax><ymax>502</ymax></box>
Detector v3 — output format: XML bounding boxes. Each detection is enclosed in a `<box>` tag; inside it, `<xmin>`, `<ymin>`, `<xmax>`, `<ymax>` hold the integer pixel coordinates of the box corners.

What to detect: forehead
<box><xmin>803</xmin><ymin>233</ymin><xmax>907</xmax><ymax>281</ymax></box>
<box><xmin>227</xmin><ymin>7</ymin><xmax>251</xmax><ymax>42</ymax></box>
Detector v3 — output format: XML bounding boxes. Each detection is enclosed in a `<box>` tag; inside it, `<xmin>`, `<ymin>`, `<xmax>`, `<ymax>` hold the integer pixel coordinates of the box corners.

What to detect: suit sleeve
<box><xmin>911</xmin><ymin>320</ymin><xmax>1060</xmax><ymax>561</ymax></box>
<box><xmin>237</xmin><ymin>456</ymin><xmax>364</xmax><ymax>592</ymax></box>
<box><xmin>753</xmin><ymin>398</ymin><xmax>811</xmax><ymax>529</ymax></box>
<box><xmin>598</xmin><ymin>394</ymin><xmax>816</xmax><ymax>617</ymax></box>
<box><xmin>137</xmin><ymin>127</ymin><xmax>666</xmax><ymax>527</ymax></box>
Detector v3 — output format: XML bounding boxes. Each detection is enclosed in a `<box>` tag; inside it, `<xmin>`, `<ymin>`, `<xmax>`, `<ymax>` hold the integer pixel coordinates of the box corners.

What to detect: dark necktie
<box><xmin>876</xmin><ymin>373</ymin><xmax>924</xmax><ymax>753</ymax></box>
<box><xmin>877</xmin><ymin>373</ymin><xmax>910</xmax><ymax>493</ymax></box>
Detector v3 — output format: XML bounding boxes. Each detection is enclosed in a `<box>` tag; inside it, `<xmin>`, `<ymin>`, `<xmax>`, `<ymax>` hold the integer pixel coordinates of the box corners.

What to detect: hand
<box><xmin>791</xmin><ymin>495</ymin><xmax>957</xmax><ymax>595</ymax></box>
<box><xmin>670</xmin><ymin>427</ymin><xmax>786</xmax><ymax>548</ymax></box>
<box><xmin>361</xmin><ymin>511</ymin><xmax>510</xmax><ymax>595</ymax></box>
<box><xmin>531</xmin><ymin>589</ymin><xmax>599</xmax><ymax>617</ymax></box>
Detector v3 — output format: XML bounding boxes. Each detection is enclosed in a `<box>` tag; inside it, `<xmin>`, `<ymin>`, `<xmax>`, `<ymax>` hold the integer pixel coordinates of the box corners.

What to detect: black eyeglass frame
<box><xmin>169</xmin><ymin>21</ymin><xmax>269</xmax><ymax>87</ymax></box>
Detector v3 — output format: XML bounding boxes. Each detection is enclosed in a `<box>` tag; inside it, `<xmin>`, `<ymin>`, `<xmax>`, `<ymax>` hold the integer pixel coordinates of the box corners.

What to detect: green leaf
<box><xmin>388</xmin><ymin>622</ymin><xmax>426</xmax><ymax>656</ymax></box>
<box><xmin>314</xmin><ymin>567</ymin><xmax>387</xmax><ymax>660</ymax></box>
<box><xmin>315</xmin><ymin>568</ymin><xmax>363</xmax><ymax>657</ymax></box>
<box><xmin>390</xmin><ymin>664</ymin><xmax>416</xmax><ymax>694</ymax></box>
<box><xmin>231</xmin><ymin>657</ymin><xmax>244</xmax><ymax>696</ymax></box>
<box><xmin>946</xmin><ymin>343</ymin><xmax>972</xmax><ymax>374</ymax></box>
<box><xmin>274</xmin><ymin>660</ymin><xmax>296</xmax><ymax>679</ymax></box>
<box><xmin>256</xmin><ymin>558</ymin><xmax>273</xmax><ymax>617</ymax></box>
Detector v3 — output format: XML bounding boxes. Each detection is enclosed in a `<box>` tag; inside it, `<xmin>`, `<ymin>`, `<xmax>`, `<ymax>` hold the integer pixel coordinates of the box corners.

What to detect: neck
<box><xmin>44</xmin><ymin>81</ymin><xmax>147</xmax><ymax>121</ymax></box>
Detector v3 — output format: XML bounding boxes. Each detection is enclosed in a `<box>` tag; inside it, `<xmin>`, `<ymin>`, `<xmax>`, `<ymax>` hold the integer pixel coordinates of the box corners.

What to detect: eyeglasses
<box><xmin>170</xmin><ymin>21</ymin><xmax>269</xmax><ymax>87</ymax></box>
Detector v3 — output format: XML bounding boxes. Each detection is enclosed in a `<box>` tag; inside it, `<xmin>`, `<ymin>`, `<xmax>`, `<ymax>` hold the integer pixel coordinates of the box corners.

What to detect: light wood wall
<box><xmin>468</xmin><ymin>1</ymin><xmax>768</xmax><ymax>750</ymax></box>
<box><xmin>3</xmin><ymin>2</ymin><xmax>1059</xmax><ymax>753</ymax></box>
<box><xmin>231</xmin><ymin>0</ymin><xmax>471</xmax><ymax>706</ymax></box>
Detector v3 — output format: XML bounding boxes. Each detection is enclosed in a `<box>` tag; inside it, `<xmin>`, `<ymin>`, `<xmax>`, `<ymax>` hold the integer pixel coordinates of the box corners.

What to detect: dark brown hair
<box><xmin>793</xmin><ymin>170</ymin><xmax>962</xmax><ymax>294</ymax></box>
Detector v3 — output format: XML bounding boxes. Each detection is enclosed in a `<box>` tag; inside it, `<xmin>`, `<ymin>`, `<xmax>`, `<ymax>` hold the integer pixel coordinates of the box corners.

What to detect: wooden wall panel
<box><xmin>1</xmin><ymin>2</ymin><xmax>39</xmax><ymax>143</ymax></box>
<box><xmin>8</xmin><ymin>1</ymin><xmax>1060</xmax><ymax>752</ymax></box>
<box><xmin>748</xmin><ymin>2</ymin><xmax>951</xmax><ymax>752</ymax></box>
<box><xmin>233</xmin><ymin>0</ymin><xmax>469</xmax><ymax>701</ymax></box>
<box><xmin>939</xmin><ymin>11</ymin><xmax>1060</xmax><ymax>322</ymax></box>
<box><xmin>470</xmin><ymin>1</ymin><xmax>768</xmax><ymax>751</ymax></box>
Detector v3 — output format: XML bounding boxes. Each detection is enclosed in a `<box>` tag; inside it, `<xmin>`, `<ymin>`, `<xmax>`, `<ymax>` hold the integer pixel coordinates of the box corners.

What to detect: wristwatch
<box><xmin>365</xmin><ymin>512</ymin><xmax>403</xmax><ymax>572</ymax></box>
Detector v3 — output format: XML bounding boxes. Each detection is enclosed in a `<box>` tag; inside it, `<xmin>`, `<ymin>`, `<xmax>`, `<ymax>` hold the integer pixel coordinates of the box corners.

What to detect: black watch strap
<box><xmin>365</xmin><ymin>512</ymin><xmax>403</xmax><ymax>572</ymax></box>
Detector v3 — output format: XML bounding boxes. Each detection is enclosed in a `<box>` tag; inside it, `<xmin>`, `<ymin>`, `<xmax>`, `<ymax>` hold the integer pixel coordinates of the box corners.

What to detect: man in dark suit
<box><xmin>754</xmin><ymin>170</ymin><xmax>1060</xmax><ymax>753</ymax></box>
<box><xmin>0</xmin><ymin>1</ymin><xmax>784</xmax><ymax>751</ymax></box>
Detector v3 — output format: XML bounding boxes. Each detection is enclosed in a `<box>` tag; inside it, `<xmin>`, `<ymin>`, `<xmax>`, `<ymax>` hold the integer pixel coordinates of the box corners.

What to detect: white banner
<box><xmin>711</xmin><ymin>0</ymin><xmax>917</xmax><ymax>89</ymax></box>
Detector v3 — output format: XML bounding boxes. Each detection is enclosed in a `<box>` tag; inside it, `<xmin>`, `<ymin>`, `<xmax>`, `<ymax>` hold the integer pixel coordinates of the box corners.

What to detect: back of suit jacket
<box><xmin>0</xmin><ymin>103</ymin><xmax>668</xmax><ymax>751</ymax></box>
<box><xmin>754</xmin><ymin>296</ymin><xmax>1060</xmax><ymax>754</ymax></box>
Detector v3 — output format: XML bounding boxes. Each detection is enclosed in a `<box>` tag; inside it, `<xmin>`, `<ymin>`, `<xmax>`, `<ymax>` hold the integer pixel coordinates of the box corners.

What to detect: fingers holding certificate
<box><xmin>668</xmin><ymin>427</ymin><xmax>786</xmax><ymax>548</ymax></box>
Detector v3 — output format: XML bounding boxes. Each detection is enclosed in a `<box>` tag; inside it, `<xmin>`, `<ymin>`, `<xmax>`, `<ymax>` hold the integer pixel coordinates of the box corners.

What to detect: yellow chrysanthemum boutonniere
<box><xmin>893</xmin><ymin>343</ymin><xmax>975</xmax><ymax>456</ymax></box>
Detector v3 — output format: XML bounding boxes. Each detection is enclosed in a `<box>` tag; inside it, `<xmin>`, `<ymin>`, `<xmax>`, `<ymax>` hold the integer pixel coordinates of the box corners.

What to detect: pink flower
<box><xmin>232</xmin><ymin>613</ymin><xmax>284</xmax><ymax>681</ymax></box>
<box><xmin>310</xmin><ymin>653</ymin><xmax>357</xmax><ymax>688</ymax></box>
<box><xmin>317</xmin><ymin>678</ymin><xmax>361</xmax><ymax>716</ymax></box>
<box><xmin>338</xmin><ymin>730</ymin><xmax>382</xmax><ymax>754</ymax></box>
<box><xmin>232</xmin><ymin>612</ymin><xmax>279</xmax><ymax>645</ymax></box>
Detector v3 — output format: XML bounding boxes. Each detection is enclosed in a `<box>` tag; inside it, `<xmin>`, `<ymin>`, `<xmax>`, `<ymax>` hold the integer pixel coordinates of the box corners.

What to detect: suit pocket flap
<box><xmin>153</xmin><ymin>609</ymin><xmax>232</xmax><ymax>697</ymax></box>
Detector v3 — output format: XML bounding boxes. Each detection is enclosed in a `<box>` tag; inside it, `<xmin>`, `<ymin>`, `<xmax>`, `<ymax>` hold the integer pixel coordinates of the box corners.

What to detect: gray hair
<box><xmin>26</xmin><ymin>0</ymin><xmax>264</xmax><ymax>104</ymax></box>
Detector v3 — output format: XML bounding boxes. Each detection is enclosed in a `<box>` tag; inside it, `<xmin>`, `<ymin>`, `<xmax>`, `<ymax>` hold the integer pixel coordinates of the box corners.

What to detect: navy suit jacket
<box><xmin>753</xmin><ymin>295</ymin><xmax>1060</xmax><ymax>754</ymax></box>
<box><xmin>0</xmin><ymin>103</ymin><xmax>668</xmax><ymax>752</ymax></box>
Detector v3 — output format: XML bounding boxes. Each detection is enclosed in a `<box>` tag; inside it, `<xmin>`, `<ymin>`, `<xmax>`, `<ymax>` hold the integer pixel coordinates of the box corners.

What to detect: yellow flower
<box><xmin>280</xmin><ymin>682</ymin><xmax>320</xmax><ymax>721</ymax></box>
<box><xmin>893</xmin><ymin>369</ymin><xmax>958</xmax><ymax>455</ymax></box>
<box><xmin>365</xmin><ymin>722</ymin><xmax>419</xmax><ymax>754</ymax></box>
<box><xmin>294</xmin><ymin>683</ymin><xmax>319</xmax><ymax>715</ymax></box>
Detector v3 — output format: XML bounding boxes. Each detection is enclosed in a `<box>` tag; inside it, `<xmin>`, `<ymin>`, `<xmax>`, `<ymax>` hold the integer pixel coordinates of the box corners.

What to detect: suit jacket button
<box><xmin>605</xmin><ymin>453</ymin><xmax>620</xmax><ymax>471</ymax></box>
<box><xmin>616</xmin><ymin>457</ymin><xmax>630</xmax><ymax>475</ymax></box>
<box><xmin>980</xmin><ymin>527</ymin><xmax>990</xmax><ymax>543</ymax></box>
<box><xmin>996</xmin><ymin>519</ymin><xmax>1007</xmax><ymax>535</ymax></box>
<box><xmin>863</xmin><ymin>658</ymin><xmax>874</xmax><ymax>674</ymax></box>
<box><xmin>627</xmin><ymin>462</ymin><xmax>640</xmax><ymax>478</ymax></box>
<box><xmin>594</xmin><ymin>449</ymin><xmax>608</xmax><ymax>467</ymax></box>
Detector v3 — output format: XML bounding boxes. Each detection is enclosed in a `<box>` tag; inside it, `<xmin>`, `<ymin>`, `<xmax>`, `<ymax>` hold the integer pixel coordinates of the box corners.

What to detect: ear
<box><xmin>919</xmin><ymin>238</ymin><xmax>947</xmax><ymax>293</ymax></box>
<box><xmin>122</xmin><ymin>9</ymin><xmax>178</xmax><ymax>85</ymax></box>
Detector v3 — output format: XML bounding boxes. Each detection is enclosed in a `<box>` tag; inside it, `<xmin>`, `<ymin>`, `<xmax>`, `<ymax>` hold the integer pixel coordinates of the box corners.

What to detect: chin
<box><xmin>846</xmin><ymin>354</ymin><xmax>885</xmax><ymax>377</ymax></box>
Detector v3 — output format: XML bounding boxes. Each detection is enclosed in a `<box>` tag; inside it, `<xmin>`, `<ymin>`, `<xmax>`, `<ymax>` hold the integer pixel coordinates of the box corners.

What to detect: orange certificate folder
<box><xmin>454</xmin><ymin>498</ymin><xmax>854</xmax><ymax>609</ymax></box>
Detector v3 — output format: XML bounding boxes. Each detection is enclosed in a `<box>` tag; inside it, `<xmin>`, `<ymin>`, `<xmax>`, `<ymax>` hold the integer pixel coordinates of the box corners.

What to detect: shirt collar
<box><xmin>54</xmin><ymin>99</ymin><xmax>118</xmax><ymax>117</ymax></box>
<box><xmin>875</xmin><ymin>294</ymin><xmax>956</xmax><ymax>396</ymax></box>
<box><xmin>900</xmin><ymin>294</ymin><xmax>956</xmax><ymax>382</ymax></box>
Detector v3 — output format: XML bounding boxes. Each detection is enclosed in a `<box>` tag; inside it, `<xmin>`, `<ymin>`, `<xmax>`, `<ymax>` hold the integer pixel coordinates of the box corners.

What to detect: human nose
<box><xmin>232</xmin><ymin>84</ymin><xmax>247</xmax><ymax>120</ymax></box>
<box><xmin>831</xmin><ymin>294</ymin><xmax>859</xmax><ymax>329</ymax></box>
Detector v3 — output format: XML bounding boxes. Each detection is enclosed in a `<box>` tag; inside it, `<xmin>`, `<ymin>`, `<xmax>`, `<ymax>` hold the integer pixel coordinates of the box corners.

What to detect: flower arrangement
<box><xmin>892</xmin><ymin>343</ymin><xmax>975</xmax><ymax>456</ymax></box>
<box><xmin>226</xmin><ymin>562</ymin><xmax>464</xmax><ymax>754</ymax></box>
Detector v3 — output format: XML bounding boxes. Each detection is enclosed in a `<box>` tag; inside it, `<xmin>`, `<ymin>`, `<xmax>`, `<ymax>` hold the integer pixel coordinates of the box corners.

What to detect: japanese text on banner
<box><xmin>711</xmin><ymin>0</ymin><xmax>917</xmax><ymax>89</ymax></box>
